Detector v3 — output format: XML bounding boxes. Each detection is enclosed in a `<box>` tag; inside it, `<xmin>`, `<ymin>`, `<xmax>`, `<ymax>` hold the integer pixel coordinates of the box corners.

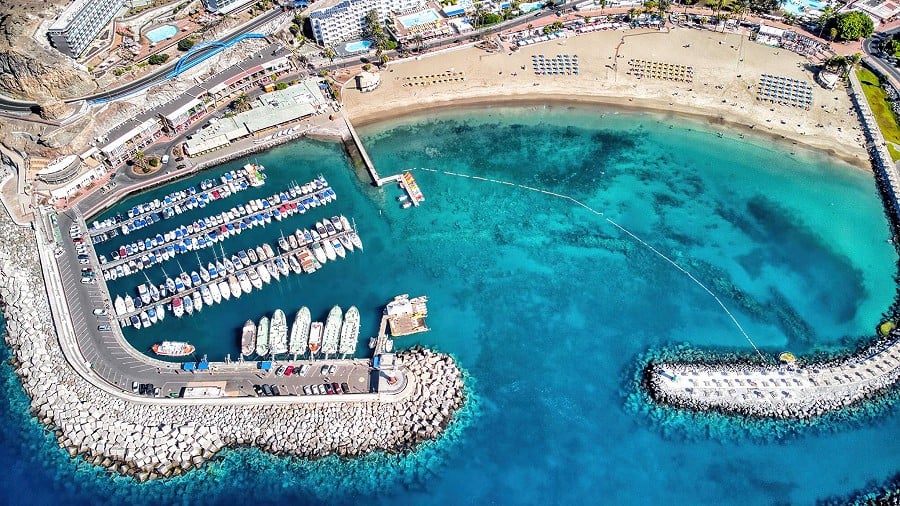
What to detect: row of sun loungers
<box><xmin>402</xmin><ymin>71</ymin><xmax>466</xmax><ymax>87</ymax></box>
<box><xmin>532</xmin><ymin>54</ymin><xmax>579</xmax><ymax>76</ymax></box>
<box><xmin>757</xmin><ymin>74</ymin><xmax>813</xmax><ymax>110</ymax></box>
<box><xmin>627</xmin><ymin>59</ymin><xmax>694</xmax><ymax>83</ymax></box>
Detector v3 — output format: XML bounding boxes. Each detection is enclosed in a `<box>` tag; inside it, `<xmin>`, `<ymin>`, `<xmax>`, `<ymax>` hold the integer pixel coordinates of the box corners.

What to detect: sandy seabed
<box><xmin>343</xmin><ymin>27</ymin><xmax>869</xmax><ymax>168</ymax></box>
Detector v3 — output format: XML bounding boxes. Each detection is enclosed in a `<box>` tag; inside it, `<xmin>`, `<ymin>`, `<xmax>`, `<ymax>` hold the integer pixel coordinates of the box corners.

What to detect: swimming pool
<box><xmin>398</xmin><ymin>9</ymin><xmax>441</xmax><ymax>29</ymax></box>
<box><xmin>145</xmin><ymin>25</ymin><xmax>178</xmax><ymax>44</ymax></box>
<box><xmin>781</xmin><ymin>0</ymin><xmax>829</xmax><ymax>17</ymax></box>
<box><xmin>520</xmin><ymin>1</ymin><xmax>542</xmax><ymax>12</ymax></box>
<box><xmin>344</xmin><ymin>40</ymin><xmax>373</xmax><ymax>53</ymax></box>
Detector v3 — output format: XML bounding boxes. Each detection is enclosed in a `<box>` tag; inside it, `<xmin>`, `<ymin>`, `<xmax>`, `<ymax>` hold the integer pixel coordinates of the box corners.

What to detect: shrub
<box><xmin>148</xmin><ymin>53</ymin><xmax>170</xmax><ymax>65</ymax></box>
<box><xmin>178</xmin><ymin>38</ymin><xmax>195</xmax><ymax>51</ymax></box>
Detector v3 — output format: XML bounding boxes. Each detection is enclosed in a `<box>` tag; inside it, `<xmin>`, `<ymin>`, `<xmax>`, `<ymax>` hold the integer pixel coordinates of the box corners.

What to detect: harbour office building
<box><xmin>309</xmin><ymin>0</ymin><xmax>425</xmax><ymax>46</ymax></box>
<box><xmin>48</xmin><ymin>0</ymin><xmax>125</xmax><ymax>58</ymax></box>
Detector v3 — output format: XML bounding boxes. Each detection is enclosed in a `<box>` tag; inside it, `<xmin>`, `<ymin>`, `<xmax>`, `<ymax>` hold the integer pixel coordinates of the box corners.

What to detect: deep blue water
<box><xmin>3</xmin><ymin>105</ymin><xmax>900</xmax><ymax>504</ymax></box>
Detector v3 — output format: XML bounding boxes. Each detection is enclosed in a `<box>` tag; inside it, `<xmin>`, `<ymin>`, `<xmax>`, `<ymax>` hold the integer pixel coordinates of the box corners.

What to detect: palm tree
<box><xmin>817</xmin><ymin>5</ymin><xmax>835</xmax><ymax>39</ymax></box>
<box><xmin>712</xmin><ymin>0</ymin><xmax>725</xmax><ymax>19</ymax></box>
<box><xmin>133</xmin><ymin>150</ymin><xmax>145</xmax><ymax>170</ymax></box>
<box><xmin>729</xmin><ymin>0</ymin><xmax>749</xmax><ymax>22</ymax></box>
<box><xmin>412</xmin><ymin>34</ymin><xmax>425</xmax><ymax>52</ymax></box>
<box><xmin>599</xmin><ymin>0</ymin><xmax>607</xmax><ymax>11</ymax></box>
<box><xmin>230</xmin><ymin>93</ymin><xmax>251</xmax><ymax>113</ymax></box>
<box><xmin>323</xmin><ymin>47</ymin><xmax>336</xmax><ymax>62</ymax></box>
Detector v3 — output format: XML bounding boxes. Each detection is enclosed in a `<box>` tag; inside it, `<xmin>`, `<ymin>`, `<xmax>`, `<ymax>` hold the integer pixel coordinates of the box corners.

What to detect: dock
<box><xmin>371</xmin><ymin>294</ymin><xmax>430</xmax><ymax>355</ymax></box>
<box><xmin>341</xmin><ymin>112</ymin><xmax>383</xmax><ymax>186</ymax></box>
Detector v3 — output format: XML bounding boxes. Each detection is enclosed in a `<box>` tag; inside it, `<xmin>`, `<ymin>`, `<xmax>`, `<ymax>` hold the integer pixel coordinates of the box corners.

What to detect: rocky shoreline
<box><xmin>644</xmin><ymin>334</ymin><xmax>900</xmax><ymax>420</ymax></box>
<box><xmin>0</xmin><ymin>211</ymin><xmax>466</xmax><ymax>481</ymax></box>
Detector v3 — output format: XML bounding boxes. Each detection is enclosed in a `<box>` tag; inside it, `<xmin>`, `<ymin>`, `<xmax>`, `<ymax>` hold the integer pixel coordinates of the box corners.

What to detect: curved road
<box><xmin>0</xmin><ymin>8</ymin><xmax>283</xmax><ymax>112</ymax></box>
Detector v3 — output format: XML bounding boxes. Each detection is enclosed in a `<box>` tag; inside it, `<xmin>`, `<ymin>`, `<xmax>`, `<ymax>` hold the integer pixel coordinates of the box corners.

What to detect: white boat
<box><xmin>311</xmin><ymin>242</ymin><xmax>327</xmax><ymax>264</ymax></box>
<box><xmin>230</xmin><ymin>274</ymin><xmax>245</xmax><ymax>297</ymax></box>
<box><xmin>340</xmin><ymin>215</ymin><xmax>351</xmax><ymax>231</ymax></box>
<box><xmin>201</xmin><ymin>285</ymin><xmax>213</xmax><ymax>306</ymax></box>
<box><xmin>248</xmin><ymin>268</ymin><xmax>263</xmax><ymax>290</ymax></box>
<box><xmin>339</xmin><ymin>234</ymin><xmax>354</xmax><ymax>252</ymax></box>
<box><xmin>124</xmin><ymin>295</ymin><xmax>135</xmax><ymax>313</ymax></box>
<box><xmin>152</xmin><ymin>341</ymin><xmax>195</xmax><ymax>357</ymax></box>
<box><xmin>156</xmin><ymin>303</ymin><xmax>165</xmax><ymax>321</ymax></box>
<box><xmin>321</xmin><ymin>305</ymin><xmax>342</xmax><ymax>356</ymax></box>
<box><xmin>256</xmin><ymin>316</ymin><xmax>270</xmax><ymax>356</ymax></box>
<box><xmin>209</xmin><ymin>282</ymin><xmax>222</xmax><ymax>304</ymax></box>
<box><xmin>350</xmin><ymin>232</ymin><xmax>363</xmax><ymax>250</ymax></box>
<box><xmin>308</xmin><ymin>321</ymin><xmax>323</xmax><ymax>356</ymax></box>
<box><xmin>193</xmin><ymin>290</ymin><xmax>203</xmax><ymax>312</ymax></box>
<box><xmin>239</xmin><ymin>272</ymin><xmax>254</xmax><ymax>294</ymax></box>
<box><xmin>263</xmin><ymin>243</ymin><xmax>275</xmax><ymax>259</ymax></box>
<box><xmin>270</xmin><ymin>309</ymin><xmax>288</xmax><ymax>355</ymax></box>
<box><xmin>241</xmin><ymin>320</ymin><xmax>256</xmax><ymax>356</ymax></box>
<box><xmin>275</xmin><ymin>257</ymin><xmax>290</xmax><ymax>276</ymax></box>
<box><xmin>331</xmin><ymin>216</ymin><xmax>343</xmax><ymax>232</ymax></box>
<box><xmin>114</xmin><ymin>296</ymin><xmax>126</xmax><ymax>316</ymax></box>
<box><xmin>289</xmin><ymin>307</ymin><xmax>310</xmax><ymax>355</ymax></box>
<box><xmin>218</xmin><ymin>279</ymin><xmax>232</xmax><ymax>300</ymax></box>
<box><xmin>140</xmin><ymin>310</ymin><xmax>151</xmax><ymax>328</ymax></box>
<box><xmin>332</xmin><ymin>238</ymin><xmax>346</xmax><ymax>259</ymax></box>
<box><xmin>266</xmin><ymin>260</ymin><xmax>279</xmax><ymax>280</ymax></box>
<box><xmin>184</xmin><ymin>295</ymin><xmax>194</xmax><ymax>315</ymax></box>
<box><xmin>322</xmin><ymin>240</ymin><xmax>337</xmax><ymax>261</ymax></box>
<box><xmin>256</xmin><ymin>264</ymin><xmax>271</xmax><ymax>284</ymax></box>
<box><xmin>172</xmin><ymin>297</ymin><xmax>184</xmax><ymax>318</ymax></box>
<box><xmin>339</xmin><ymin>305</ymin><xmax>360</xmax><ymax>355</ymax></box>
<box><xmin>256</xmin><ymin>245</ymin><xmax>267</xmax><ymax>261</ymax></box>
<box><xmin>287</xmin><ymin>255</ymin><xmax>302</xmax><ymax>274</ymax></box>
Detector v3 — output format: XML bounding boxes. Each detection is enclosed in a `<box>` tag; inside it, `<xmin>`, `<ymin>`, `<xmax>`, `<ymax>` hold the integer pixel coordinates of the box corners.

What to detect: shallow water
<box><xmin>9</xmin><ymin>105</ymin><xmax>900</xmax><ymax>503</ymax></box>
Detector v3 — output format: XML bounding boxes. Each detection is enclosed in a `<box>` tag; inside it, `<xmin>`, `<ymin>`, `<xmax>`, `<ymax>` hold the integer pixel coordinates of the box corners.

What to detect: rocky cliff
<box><xmin>0</xmin><ymin>5</ymin><xmax>96</xmax><ymax>101</ymax></box>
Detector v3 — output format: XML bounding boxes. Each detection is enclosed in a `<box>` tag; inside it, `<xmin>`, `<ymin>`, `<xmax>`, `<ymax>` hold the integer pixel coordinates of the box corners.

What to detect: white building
<box><xmin>200</xmin><ymin>0</ymin><xmax>256</xmax><ymax>14</ymax></box>
<box><xmin>48</xmin><ymin>0</ymin><xmax>125</xmax><ymax>58</ymax></box>
<box><xmin>309</xmin><ymin>0</ymin><xmax>425</xmax><ymax>46</ymax></box>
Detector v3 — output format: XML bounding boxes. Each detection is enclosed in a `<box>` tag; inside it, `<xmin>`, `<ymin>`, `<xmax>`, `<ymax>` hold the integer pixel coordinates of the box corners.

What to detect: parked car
<box><xmin>275</xmin><ymin>365</ymin><xmax>286</xmax><ymax>376</ymax></box>
<box><xmin>328</xmin><ymin>364</ymin><xmax>336</xmax><ymax>375</ymax></box>
<box><xmin>340</xmin><ymin>383</ymin><xmax>350</xmax><ymax>394</ymax></box>
<box><xmin>132</xmin><ymin>382</ymin><xmax>139</xmax><ymax>393</ymax></box>
<box><xmin>316</xmin><ymin>384</ymin><xmax>326</xmax><ymax>395</ymax></box>
<box><xmin>332</xmin><ymin>382</ymin><xmax>342</xmax><ymax>394</ymax></box>
<box><xmin>253</xmin><ymin>385</ymin><xmax>262</xmax><ymax>396</ymax></box>
<box><xmin>271</xmin><ymin>385</ymin><xmax>281</xmax><ymax>396</ymax></box>
<box><xmin>262</xmin><ymin>384</ymin><xmax>273</xmax><ymax>396</ymax></box>
<box><xmin>81</xmin><ymin>277</ymin><xmax>95</xmax><ymax>284</ymax></box>
<box><xmin>302</xmin><ymin>385</ymin><xmax>312</xmax><ymax>395</ymax></box>
<box><xmin>284</xmin><ymin>365</ymin><xmax>294</xmax><ymax>376</ymax></box>
<box><xmin>154</xmin><ymin>387</ymin><xmax>161</xmax><ymax>397</ymax></box>
<box><xmin>97</xmin><ymin>324</ymin><xmax>111</xmax><ymax>331</ymax></box>
<box><xmin>320</xmin><ymin>365</ymin><xmax>329</xmax><ymax>375</ymax></box>
<box><xmin>93</xmin><ymin>308</ymin><xmax>107</xmax><ymax>316</ymax></box>
<box><xmin>299</xmin><ymin>364</ymin><xmax>310</xmax><ymax>376</ymax></box>
<box><xmin>324</xmin><ymin>383</ymin><xmax>334</xmax><ymax>395</ymax></box>
<box><xmin>161</xmin><ymin>155</ymin><xmax>170</xmax><ymax>164</ymax></box>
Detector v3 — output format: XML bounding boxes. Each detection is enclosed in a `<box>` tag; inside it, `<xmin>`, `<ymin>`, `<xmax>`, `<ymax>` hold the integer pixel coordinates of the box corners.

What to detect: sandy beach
<box><xmin>343</xmin><ymin>27</ymin><xmax>869</xmax><ymax>168</ymax></box>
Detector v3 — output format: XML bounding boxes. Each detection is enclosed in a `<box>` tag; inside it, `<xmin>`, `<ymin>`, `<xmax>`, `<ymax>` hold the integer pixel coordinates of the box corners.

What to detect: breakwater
<box><xmin>0</xmin><ymin>209</ymin><xmax>466</xmax><ymax>481</ymax></box>
<box><xmin>645</xmin><ymin>334</ymin><xmax>900</xmax><ymax>419</ymax></box>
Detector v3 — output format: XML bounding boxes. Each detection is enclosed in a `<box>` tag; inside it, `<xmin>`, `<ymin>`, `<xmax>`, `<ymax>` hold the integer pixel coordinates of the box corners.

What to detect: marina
<box><xmin>97</xmin><ymin>175</ymin><xmax>335</xmax><ymax>280</ymax></box>
<box><xmin>111</xmin><ymin>223</ymin><xmax>363</xmax><ymax>327</ymax></box>
<box><xmin>87</xmin><ymin>164</ymin><xmax>265</xmax><ymax>242</ymax></box>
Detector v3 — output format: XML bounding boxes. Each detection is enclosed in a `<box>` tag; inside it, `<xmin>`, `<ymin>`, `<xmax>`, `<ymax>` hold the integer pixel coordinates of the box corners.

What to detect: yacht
<box><xmin>218</xmin><ymin>279</ymin><xmax>232</xmax><ymax>300</ymax></box>
<box><xmin>241</xmin><ymin>320</ymin><xmax>256</xmax><ymax>357</ymax></box>
<box><xmin>172</xmin><ymin>297</ymin><xmax>184</xmax><ymax>317</ymax></box>
<box><xmin>339</xmin><ymin>306</ymin><xmax>360</xmax><ymax>356</ymax></box>
<box><xmin>256</xmin><ymin>316</ymin><xmax>270</xmax><ymax>357</ymax></box>
<box><xmin>269</xmin><ymin>309</ymin><xmax>288</xmax><ymax>355</ymax></box>
<box><xmin>289</xmin><ymin>306</ymin><xmax>310</xmax><ymax>355</ymax></box>
<box><xmin>248</xmin><ymin>268</ymin><xmax>263</xmax><ymax>290</ymax></box>
<box><xmin>192</xmin><ymin>290</ymin><xmax>203</xmax><ymax>312</ymax></box>
<box><xmin>321</xmin><ymin>305</ymin><xmax>342</xmax><ymax>356</ymax></box>
<box><xmin>322</xmin><ymin>239</ymin><xmax>337</xmax><ymax>261</ymax></box>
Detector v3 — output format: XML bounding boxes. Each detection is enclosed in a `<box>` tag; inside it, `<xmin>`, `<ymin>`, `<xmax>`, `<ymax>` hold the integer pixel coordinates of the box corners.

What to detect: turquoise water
<box><xmin>145</xmin><ymin>25</ymin><xmax>177</xmax><ymax>44</ymax></box>
<box><xmin>344</xmin><ymin>40</ymin><xmax>373</xmax><ymax>53</ymax></box>
<box><xmin>34</xmin><ymin>104</ymin><xmax>900</xmax><ymax>503</ymax></box>
<box><xmin>397</xmin><ymin>9</ymin><xmax>441</xmax><ymax>28</ymax></box>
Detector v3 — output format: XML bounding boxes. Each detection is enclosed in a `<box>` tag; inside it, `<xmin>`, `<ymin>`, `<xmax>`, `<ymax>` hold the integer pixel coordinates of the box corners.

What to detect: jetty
<box><xmin>646</xmin><ymin>335</ymin><xmax>900</xmax><ymax>419</ymax></box>
<box><xmin>371</xmin><ymin>295</ymin><xmax>429</xmax><ymax>354</ymax></box>
<box><xmin>341</xmin><ymin>112</ymin><xmax>384</xmax><ymax>185</ymax></box>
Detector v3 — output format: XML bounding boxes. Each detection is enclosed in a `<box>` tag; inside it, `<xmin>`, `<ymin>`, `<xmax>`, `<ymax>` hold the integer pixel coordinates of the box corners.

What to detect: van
<box><xmin>161</xmin><ymin>155</ymin><xmax>170</xmax><ymax>164</ymax></box>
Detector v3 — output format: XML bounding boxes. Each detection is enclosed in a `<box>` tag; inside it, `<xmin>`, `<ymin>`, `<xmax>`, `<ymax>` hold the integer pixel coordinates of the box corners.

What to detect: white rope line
<box><xmin>409</xmin><ymin>167</ymin><xmax>767</xmax><ymax>360</ymax></box>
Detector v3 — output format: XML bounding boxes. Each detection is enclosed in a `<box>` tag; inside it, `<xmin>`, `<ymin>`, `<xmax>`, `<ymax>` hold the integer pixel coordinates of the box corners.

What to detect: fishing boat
<box><xmin>339</xmin><ymin>305</ymin><xmax>360</xmax><ymax>355</ymax></box>
<box><xmin>270</xmin><ymin>309</ymin><xmax>288</xmax><ymax>355</ymax></box>
<box><xmin>308</xmin><ymin>322</ymin><xmax>323</xmax><ymax>356</ymax></box>
<box><xmin>172</xmin><ymin>297</ymin><xmax>184</xmax><ymax>317</ymax></box>
<box><xmin>289</xmin><ymin>307</ymin><xmax>310</xmax><ymax>355</ymax></box>
<box><xmin>256</xmin><ymin>264</ymin><xmax>271</xmax><ymax>284</ymax></box>
<box><xmin>241</xmin><ymin>320</ymin><xmax>256</xmax><ymax>356</ymax></box>
<box><xmin>321</xmin><ymin>305</ymin><xmax>342</xmax><ymax>356</ymax></box>
<box><xmin>322</xmin><ymin>239</ymin><xmax>337</xmax><ymax>261</ymax></box>
<box><xmin>256</xmin><ymin>316</ymin><xmax>270</xmax><ymax>356</ymax></box>
<box><xmin>152</xmin><ymin>341</ymin><xmax>195</xmax><ymax>357</ymax></box>
<box><xmin>218</xmin><ymin>279</ymin><xmax>232</xmax><ymax>300</ymax></box>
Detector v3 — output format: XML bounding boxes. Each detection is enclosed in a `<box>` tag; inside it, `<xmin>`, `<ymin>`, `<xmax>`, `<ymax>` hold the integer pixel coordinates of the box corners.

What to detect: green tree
<box><xmin>230</xmin><ymin>93</ymin><xmax>252</xmax><ymax>113</ymax></box>
<box><xmin>147</xmin><ymin>53</ymin><xmax>169</xmax><ymax>65</ymax></box>
<box><xmin>834</xmin><ymin>11</ymin><xmax>874</xmax><ymax>41</ymax></box>
<box><xmin>712</xmin><ymin>0</ymin><xmax>725</xmax><ymax>19</ymax></box>
<box><xmin>817</xmin><ymin>5</ymin><xmax>835</xmax><ymax>38</ymax></box>
<box><xmin>275</xmin><ymin>82</ymin><xmax>288</xmax><ymax>90</ymax></box>
<box><xmin>323</xmin><ymin>47</ymin><xmax>336</xmax><ymax>61</ymax></box>
<box><xmin>362</xmin><ymin>63</ymin><xmax>372</xmax><ymax>71</ymax></box>
<box><xmin>729</xmin><ymin>0</ymin><xmax>749</xmax><ymax>21</ymax></box>
<box><xmin>177</xmin><ymin>38</ymin><xmax>195</xmax><ymax>51</ymax></box>
<box><xmin>133</xmin><ymin>151</ymin><xmax>145</xmax><ymax>169</ymax></box>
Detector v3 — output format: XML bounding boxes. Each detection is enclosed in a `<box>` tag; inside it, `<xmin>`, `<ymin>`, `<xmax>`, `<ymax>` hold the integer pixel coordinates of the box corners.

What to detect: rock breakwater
<box><xmin>0</xmin><ymin>212</ymin><xmax>467</xmax><ymax>481</ymax></box>
<box><xmin>645</xmin><ymin>335</ymin><xmax>900</xmax><ymax>420</ymax></box>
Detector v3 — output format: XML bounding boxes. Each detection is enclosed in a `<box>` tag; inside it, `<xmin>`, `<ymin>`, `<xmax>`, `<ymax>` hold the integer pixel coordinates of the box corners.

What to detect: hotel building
<box><xmin>309</xmin><ymin>0</ymin><xmax>425</xmax><ymax>46</ymax></box>
<box><xmin>48</xmin><ymin>0</ymin><xmax>125</xmax><ymax>58</ymax></box>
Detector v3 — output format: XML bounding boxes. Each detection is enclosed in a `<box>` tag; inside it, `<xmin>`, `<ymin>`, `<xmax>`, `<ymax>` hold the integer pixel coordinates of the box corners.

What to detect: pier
<box><xmin>372</xmin><ymin>294</ymin><xmax>430</xmax><ymax>355</ymax></box>
<box><xmin>341</xmin><ymin>112</ymin><xmax>384</xmax><ymax>186</ymax></box>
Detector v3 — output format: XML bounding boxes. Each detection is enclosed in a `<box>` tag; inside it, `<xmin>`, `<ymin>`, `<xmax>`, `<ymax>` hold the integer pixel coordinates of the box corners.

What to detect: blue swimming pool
<box><xmin>344</xmin><ymin>40</ymin><xmax>373</xmax><ymax>53</ymax></box>
<box><xmin>146</xmin><ymin>25</ymin><xmax>178</xmax><ymax>44</ymax></box>
<box><xmin>781</xmin><ymin>0</ymin><xmax>829</xmax><ymax>17</ymax></box>
<box><xmin>398</xmin><ymin>9</ymin><xmax>441</xmax><ymax>29</ymax></box>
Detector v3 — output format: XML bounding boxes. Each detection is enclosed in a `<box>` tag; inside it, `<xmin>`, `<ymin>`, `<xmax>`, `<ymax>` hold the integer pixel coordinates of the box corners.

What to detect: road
<box><xmin>49</xmin><ymin>208</ymin><xmax>374</xmax><ymax>399</ymax></box>
<box><xmin>0</xmin><ymin>8</ymin><xmax>284</xmax><ymax>113</ymax></box>
<box><xmin>863</xmin><ymin>30</ymin><xmax>900</xmax><ymax>86</ymax></box>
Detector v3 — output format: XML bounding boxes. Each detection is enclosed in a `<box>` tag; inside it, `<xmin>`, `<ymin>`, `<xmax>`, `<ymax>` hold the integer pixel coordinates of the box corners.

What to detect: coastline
<box><xmin>343</xmin><ymin>27</ymin><xmax>870</xmax><ymax>170</ymax></box>
<box><xmin>349</xmin><ymin>93</ymin><xmax>871</xmax><ymax>170</ymax></box>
